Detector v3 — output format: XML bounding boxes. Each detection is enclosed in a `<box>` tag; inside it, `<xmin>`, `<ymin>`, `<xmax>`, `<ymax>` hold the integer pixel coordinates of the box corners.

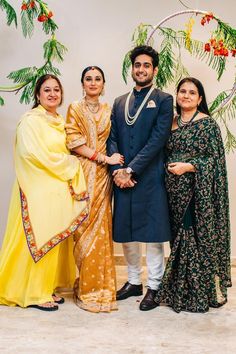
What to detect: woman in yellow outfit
<box><xmin>0</xmin><ymin>74</ymin><xmax>88</xmax><ymax>311</ymax></box>
<box><xmin>66</xmin><ymin>66</ymin><xmax>124</xmax><ymax>312</ymax></box>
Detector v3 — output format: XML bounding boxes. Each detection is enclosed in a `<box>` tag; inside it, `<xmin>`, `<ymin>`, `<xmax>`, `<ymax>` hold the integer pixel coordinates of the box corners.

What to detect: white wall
<box><xmin>0</xmin><ymin>1</ymin><xmax>235</xmax><ymax>256</ymax></box>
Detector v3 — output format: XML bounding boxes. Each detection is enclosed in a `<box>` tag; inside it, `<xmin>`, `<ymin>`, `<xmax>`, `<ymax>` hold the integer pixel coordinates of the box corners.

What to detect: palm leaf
<box><xmin>43</xmin><ymin>39</ymin><xmax>67</xmax><ymax>63</ymax></box>
<box><xmin>224</xmin><ymin>127</ymin><xmax>236</xmax><ymax>153</ymax></box>
<box><xmin>0</xmin><ymin>96</ymin><xmax>4</xmax><ymax>106</ymax></box>
<box><xmin>209</xmin><ymin>91</ymin><xmax>228</xmax><ymax>113</ymax></box>
<box><xmin>7</xmin><ymin>67</ymin><xmax>38</xmax><ymax>84</ymax></box>
<box><xmin>174</xmin><ymin>58</ymin><xmax>189</xmax><ymax>83</ymax></box>
<box><xmin>132</xmin><ymin>24</ymin><xmax>150</xmax><ymax>46</ymax></box>
<box><xmin>0</xmin><ymin>0</ymin><xmax>17</xmax><ymax>27</ymax></box>
<box><xmin>215</xmin><ymin>20</ymin><xmax>236</xmax><ymax>49</ymax></box>
<box><xmin>156</xmin><ymin>39</ymin><xmax>176</xmax><ymax>89</ymax></box>
<box><xmin>21</xmin><ymin>8</ymin><xmax>34</xmax><ymax>38</ymax></box>
<box><xmin>20</xmin><ymin>84</ymin><xmax>34</xmax><ymax>105</ymax></box>
<box><xmin>122</xmin><ymin>51</ymin><xmax>131</xmax><ymax>84</ymax></box>
<box><xmin>42</xmin><ymin>18</ymin><xmax>58</xmax><ymax>35</ymax></box>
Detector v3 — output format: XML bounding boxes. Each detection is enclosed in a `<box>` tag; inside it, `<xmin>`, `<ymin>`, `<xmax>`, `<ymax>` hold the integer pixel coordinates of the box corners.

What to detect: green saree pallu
<box><xmin>155</xmin><ymin>117</ymin><xmax>232</xmax><ymax>313</ymax></box>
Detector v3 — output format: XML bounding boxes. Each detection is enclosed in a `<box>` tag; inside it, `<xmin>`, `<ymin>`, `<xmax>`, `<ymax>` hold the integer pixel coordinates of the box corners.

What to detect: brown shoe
<box><xmin>139</xmin><ymin>289</ymin><xmax>159</xmax><ymax>311</ymax></box>
<box><xmin>116</xmin><ymin>282</ymin><xmax>143</xmax><ymax>300</ymax></box>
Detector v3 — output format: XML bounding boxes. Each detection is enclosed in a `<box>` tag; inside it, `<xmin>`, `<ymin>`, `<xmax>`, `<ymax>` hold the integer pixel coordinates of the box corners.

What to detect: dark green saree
<box><xmin>155</xmin><ymin>117</ymin><xmax>232</xmax><ymax>313</ymax></box>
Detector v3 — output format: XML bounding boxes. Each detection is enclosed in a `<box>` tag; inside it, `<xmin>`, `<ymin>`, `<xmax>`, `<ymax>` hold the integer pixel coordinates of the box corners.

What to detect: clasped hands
<box><xmin>112</xmin><ymin>169</ymin><xmax>137</xmax><ymax>189</ymax></box>
<box><xmin>167</xmin><ymin>162</ymin><xmax>195</xmax><ymax>175</ymax></box>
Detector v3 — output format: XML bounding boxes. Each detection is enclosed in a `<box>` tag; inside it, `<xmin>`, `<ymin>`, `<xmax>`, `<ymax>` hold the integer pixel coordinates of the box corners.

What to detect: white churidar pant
<box><xmin>122</xmin><ymin>242</ymin><xmax>165</xmax><ymax>290</ymax></box>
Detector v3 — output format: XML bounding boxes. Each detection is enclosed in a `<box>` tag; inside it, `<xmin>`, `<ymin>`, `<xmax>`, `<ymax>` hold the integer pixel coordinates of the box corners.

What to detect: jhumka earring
<box><xmin>82</xmin><ymin>87</ymin><xmax>85</xmax><ymax>97</ymax></box>
<box><xmin>101</xmin><ymin>87</ymin><xmax>105</xmax><ymax>96</ymax></box>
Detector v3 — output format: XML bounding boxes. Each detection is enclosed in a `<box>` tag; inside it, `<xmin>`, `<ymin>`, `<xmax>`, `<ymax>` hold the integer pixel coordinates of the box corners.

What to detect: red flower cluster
<box><xmin>201</xmin><ymin>13</ymin><xmax>214</xmax><ymax>26</ymax></box>
<box><xmin>204</xmin><ymin>38</ymin><xmax>236</xmax><ymax>57</ymax></box>
<box><xmin>21</xmin><ymin>1</ymin><xmax>35</xmax><ymax>10</ymax></box>
<box><xmin>38</xmin><ymin>11</ymin><xmax>53</xmax><ymax>22</ymax></box>
<box><xmin>230</xmin><ymin>49</ymin><xmax>236</xmax><ymax>57</ymax></box>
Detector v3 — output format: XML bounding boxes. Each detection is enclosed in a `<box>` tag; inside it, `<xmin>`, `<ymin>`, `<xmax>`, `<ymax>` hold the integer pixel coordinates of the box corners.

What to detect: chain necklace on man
<box><xmin>125</xmin><ymin>85</ymin><xmax>155</xmax><ymax>126</ymax></box>
<box><xmin>85</xmin><ymin>98</ymin><xmax>100</xmax><ymax>114</ymax></box>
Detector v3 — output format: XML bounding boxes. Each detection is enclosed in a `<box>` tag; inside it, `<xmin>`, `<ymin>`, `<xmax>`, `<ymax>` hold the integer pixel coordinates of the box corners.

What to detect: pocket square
<box><xmin>146</xmin><ymin>100</ymin><xmax>156</xmax><ymax>108</ymax></box>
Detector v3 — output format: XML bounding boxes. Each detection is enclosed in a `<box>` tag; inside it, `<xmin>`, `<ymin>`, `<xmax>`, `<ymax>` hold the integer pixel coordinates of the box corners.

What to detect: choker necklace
<box><xmin>85</xmin><ymin>98</ymin><xmax>100</xmax><ymax>114</ymax></box>
<box><xmin>125</xmin><ymin>85</ymin><xmax>155</xmax><ymax>126</ymax></box>
<box><xmin>177</xmin><ymin>110</ymin><xmax>199</xmax><ymax>128</ymax></box>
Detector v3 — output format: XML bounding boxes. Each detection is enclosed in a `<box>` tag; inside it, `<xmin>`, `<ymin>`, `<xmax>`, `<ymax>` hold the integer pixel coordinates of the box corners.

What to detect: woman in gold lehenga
<box><xmin>66</xmin><ymin>66</ymin><xmax>124</xmax><ymax>312</ymax></box>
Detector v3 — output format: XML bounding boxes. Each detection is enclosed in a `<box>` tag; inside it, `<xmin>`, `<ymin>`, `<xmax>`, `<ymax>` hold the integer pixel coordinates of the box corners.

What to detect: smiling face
<box><xmin>37</xmin><ymin>78</ymin><xmax>62</xmax><ymax>113</ymax></box>
<box><xmin>82</xmin><ymin>68</ymin><xmax>104</xmax><ymax>98</ymax></box>
<box><xmin>131</xmin><ymin>54</ymin><xmax>158</xmax><ymax>89</ymax></box>
<box><xmin>176</xmin><ymin>81</ymin><xmax>202</xmax><ymax>113</ymax></box>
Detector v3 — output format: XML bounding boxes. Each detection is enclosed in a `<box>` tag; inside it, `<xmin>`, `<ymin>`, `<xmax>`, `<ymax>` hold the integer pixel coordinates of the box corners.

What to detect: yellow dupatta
<box><xmin>15</xmin><ymin>105</ymin><xmax>88</xmax><ymax>263</ymax></box>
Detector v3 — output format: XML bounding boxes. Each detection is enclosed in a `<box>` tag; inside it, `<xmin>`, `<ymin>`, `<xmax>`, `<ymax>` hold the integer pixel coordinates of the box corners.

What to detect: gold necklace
<box><xmin>85</xmin><ymin>98</ymin><xmax>100</xmax><ymax>114</ymax></box>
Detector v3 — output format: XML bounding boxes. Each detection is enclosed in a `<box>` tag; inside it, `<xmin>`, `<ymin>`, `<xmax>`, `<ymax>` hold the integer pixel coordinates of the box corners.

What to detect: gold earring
<box><xmin>101</xmin><ymin>87</ymin><xmax>105</xmax><ymax>96</ymax></box>
<box><xmin>82</xmin><ymin>87</ymin><xmax>85</xmax><ymax>97</ymax></box>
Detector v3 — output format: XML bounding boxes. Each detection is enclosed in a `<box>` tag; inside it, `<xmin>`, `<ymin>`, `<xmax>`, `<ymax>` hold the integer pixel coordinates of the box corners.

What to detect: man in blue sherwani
<box><xmin>107</xmin><ymin>45</ymin><xmax>173</xmax><ymax>311</ymax></box>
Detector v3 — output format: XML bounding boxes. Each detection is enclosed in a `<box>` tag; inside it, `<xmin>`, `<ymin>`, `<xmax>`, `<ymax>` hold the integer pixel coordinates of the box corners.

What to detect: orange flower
<box><xmin>29</xmin><ymin>1</ymin><xmax>35</xmax><ymax>8</ymax></box>
<box><xmin>38</xmin><ymin>14</ymin><xmax>47</xmax><ymax>22</ymax></box>
<box><xmin>21</xmin><ymin>3</ymin><xmax>28</xmax><ymax>11</ymax></box>
<box><xmin>204</xmin><ymin>43</ymin><xmax>211</xmax><ymax>52</ymax></box>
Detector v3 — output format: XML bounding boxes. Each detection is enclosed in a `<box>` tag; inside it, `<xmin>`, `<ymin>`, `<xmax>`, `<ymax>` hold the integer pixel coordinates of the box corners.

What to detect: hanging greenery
<box><xmin>0</xmin><ymin>0</ymin><xmax>67</xmax><ymax>106</ymax></box>
<box><xmin>122</xmin><ymin>8</ymin><xmax>236</xmax><ymax>152</ymax></box>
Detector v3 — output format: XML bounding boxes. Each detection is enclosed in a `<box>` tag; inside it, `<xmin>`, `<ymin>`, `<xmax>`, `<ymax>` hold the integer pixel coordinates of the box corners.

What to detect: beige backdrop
<box><xmin>0</xmin><ymin>0</ymin><xmax>235</xmax><ymax>258</ymax></box>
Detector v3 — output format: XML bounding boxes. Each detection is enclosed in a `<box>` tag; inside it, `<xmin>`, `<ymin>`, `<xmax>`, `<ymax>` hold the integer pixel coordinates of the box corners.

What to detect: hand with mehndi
<box><xmin>112</xmin><ymin>169</ymin><xmax>137</xmax><ymax>188</ymax></box>
<box><xmin>106</xmin><ymin>153</ymin><xmax>124</xmax><ymax>165</ymax></box>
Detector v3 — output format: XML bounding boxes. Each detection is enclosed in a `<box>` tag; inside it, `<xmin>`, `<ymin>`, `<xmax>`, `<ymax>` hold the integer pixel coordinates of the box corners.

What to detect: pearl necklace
<box><xmin>125</xmin><ymin>85</ymin><xmax>155</xmax><ymax>126</ymax></box>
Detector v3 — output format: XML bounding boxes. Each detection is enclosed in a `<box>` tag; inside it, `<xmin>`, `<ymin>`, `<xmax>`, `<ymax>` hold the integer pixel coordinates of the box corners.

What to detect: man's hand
<box><xmin>112</xmin><ymin>169</ymin><xmax>137</xmax><ymax>188</ymax></box>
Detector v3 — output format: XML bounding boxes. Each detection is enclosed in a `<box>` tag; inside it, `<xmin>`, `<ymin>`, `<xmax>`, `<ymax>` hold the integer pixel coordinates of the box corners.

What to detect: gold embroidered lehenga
<box><xmin>66</xmin><ymin>100</ymin><xmax>117</xmax><ymax>312</ymax></box>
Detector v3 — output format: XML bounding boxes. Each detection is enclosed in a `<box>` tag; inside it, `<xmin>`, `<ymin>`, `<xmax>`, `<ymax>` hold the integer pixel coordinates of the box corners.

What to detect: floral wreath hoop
<box><xmin>122</xmin><ymin>8</ymin><xmax>236</xmax><ymax>151</ymax></box>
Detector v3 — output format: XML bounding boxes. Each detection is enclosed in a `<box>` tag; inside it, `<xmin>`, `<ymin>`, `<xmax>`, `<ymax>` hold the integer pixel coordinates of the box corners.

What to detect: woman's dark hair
<box><xmin>81</xmin><ymin>66</ymin><xmax>105</xmax><ymax>83</ymax></box>
<box><xmin>33</xmin><ymin>74</ymin><xmax>63</xmax><ymax>108</ymax></box>
<box><xmin>176</xmin><ymin>77</ymin><xmax>210</xmax><ymax>116</ymax></box>
<box><xmin>129</xmin><ymin>45</ymin><xmax>159</xmax><ymax>68</ymax></box>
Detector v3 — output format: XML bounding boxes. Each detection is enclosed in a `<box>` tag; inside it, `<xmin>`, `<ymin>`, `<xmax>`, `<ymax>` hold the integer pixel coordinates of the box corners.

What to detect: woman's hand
<box><xmin>167</xmin><ymin>162</ymin><xmax>196</xmax><ymax>175</ymax></box>
<box><xmin>106</xmin><ymin>153</ymin><xmax>124</xmax><ymax>165</ymax></box>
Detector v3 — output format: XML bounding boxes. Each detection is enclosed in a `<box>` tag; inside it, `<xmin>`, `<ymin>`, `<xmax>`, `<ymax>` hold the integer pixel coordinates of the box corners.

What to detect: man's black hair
<box><xmin>129</xmin><ymin>45</ymin><xmax>159</xmax><ymax>68</ymax></box>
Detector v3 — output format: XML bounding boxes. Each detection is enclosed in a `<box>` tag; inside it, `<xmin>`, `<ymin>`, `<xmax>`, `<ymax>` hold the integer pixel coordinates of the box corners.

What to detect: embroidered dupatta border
<box><xmin>68</xmin><ymin>180</ymin><xmax>89</xmax><ymax>201</ymax></box>
<box><xmin>20</xmin><ymin>188</ymin><xmax>89</xmax><ymax>263</ymax></box>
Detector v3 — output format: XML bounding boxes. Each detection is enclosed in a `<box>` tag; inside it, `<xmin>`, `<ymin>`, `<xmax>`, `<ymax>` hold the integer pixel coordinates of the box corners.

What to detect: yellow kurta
<box><xmin>66</xmin><ymin>100</ymin><xmax>117</xmax><ymax>312</ymax></box>
<box><xmin>0</xmin><ymin>106</ymin><xmax>88</xmax><ymax>307</ymax></box>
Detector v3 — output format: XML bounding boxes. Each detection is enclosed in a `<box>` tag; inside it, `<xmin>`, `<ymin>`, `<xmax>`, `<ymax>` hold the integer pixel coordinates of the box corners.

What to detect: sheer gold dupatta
<box><xmin>66</xmin><ymin>101</ymin><xmax>117</xmax><ymax>312</ymax></box>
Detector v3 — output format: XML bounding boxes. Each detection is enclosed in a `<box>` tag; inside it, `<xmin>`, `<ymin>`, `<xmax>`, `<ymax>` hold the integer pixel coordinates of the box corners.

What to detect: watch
<box><xmin>125</xmin><ymin>167</ymin><xmax>133</xmax><ymax>174</ymax></box>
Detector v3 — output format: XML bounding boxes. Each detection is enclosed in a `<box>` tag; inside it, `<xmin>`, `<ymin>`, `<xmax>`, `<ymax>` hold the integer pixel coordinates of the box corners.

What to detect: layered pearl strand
<box><xmin>125</xmin><ymin>85</ymin><xmax>155</xmax><ymax>126</ymax></box>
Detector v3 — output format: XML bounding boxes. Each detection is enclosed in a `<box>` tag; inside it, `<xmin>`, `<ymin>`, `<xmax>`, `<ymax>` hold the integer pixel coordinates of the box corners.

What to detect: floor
<box><xmin>0</xmin><ymin>266</ymin><xmax>235</xmax><ymax>354</ymax></box>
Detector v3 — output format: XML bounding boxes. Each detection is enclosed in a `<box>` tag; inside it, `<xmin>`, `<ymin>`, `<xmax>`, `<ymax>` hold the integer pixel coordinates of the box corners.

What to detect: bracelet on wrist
<box><xmin>97</xmin><ymin>152</ymin><xmax>107</xmax><ymax>165</ymax></box>
<box><xmin>90</xmin><ymin>150</ymin><xmax>98</xmax><ymax>161</ymax></box>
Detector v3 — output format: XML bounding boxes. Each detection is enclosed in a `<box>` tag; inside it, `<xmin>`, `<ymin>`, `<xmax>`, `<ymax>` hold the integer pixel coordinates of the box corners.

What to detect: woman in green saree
<box><xmin>155</xmin><ymin>77</ymin><xmax>231</xmax><ymax>313</ymax></box>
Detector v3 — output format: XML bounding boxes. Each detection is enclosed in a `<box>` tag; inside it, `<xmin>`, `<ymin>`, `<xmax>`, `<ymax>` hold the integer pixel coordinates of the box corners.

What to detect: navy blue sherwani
<box><xmin>107</xmin><ymin>86</ymin><xmax>173</xmax><ymax>243</ymax></box>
